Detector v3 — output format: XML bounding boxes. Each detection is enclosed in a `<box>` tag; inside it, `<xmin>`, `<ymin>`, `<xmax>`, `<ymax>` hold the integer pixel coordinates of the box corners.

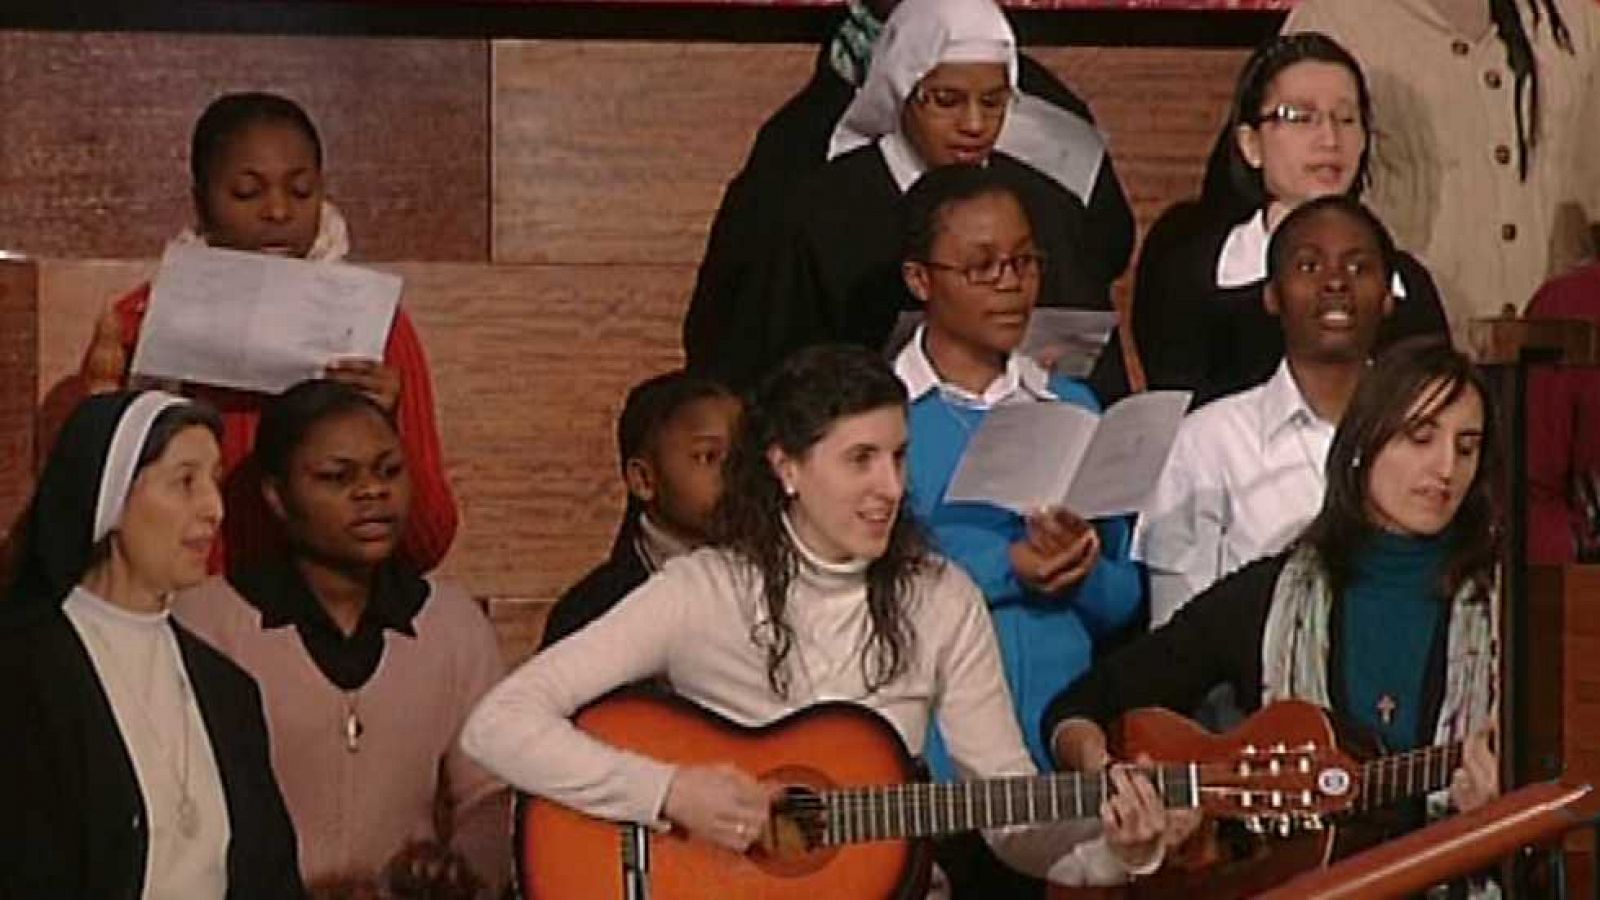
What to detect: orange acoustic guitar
<box><xmin>1051</xmin><ymin>701</ymin><xmax>1467</xmax><ymax>900</ymax></box>
<box><xmin>517</xmin><ymin>691</ymin><xmax>1360</xmax><ymax>900</ymax></box>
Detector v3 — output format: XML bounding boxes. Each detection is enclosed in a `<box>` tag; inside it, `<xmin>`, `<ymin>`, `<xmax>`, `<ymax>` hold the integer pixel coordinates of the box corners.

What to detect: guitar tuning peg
<box><xmin>1297</xmin><ymin>741</ymin><xmax>1318</xmax><ymax>752</ymax></box>
<box><xmin>1269</xmin><ymin>790</ymin><xmax>1284</xmax><ymax>809</ymax></box>
<box><xmin>1298</xmin><ymin>757</ymin><xmax>1312</xmax><ymax>774</ymax></box>
<box><xmin>1236</xmin><ymin>760</ymin><xmax>1252</xmax><ymax>778</ymax></box>
<box><xmin>1301</xmin><ymin>790</ymin><xmax>1313</xmax><ymax>807</ymax></box>
<box><xmin>1244</xmin><ymin>815</ymin><xmax>1265</xmax><ymax>835</ymax></box>
<box><xmin>1268</xmin><ymin>758</ymin><xmax>1282</xmax><ymax>775</ymax></box>
<box><xmin>1270</xmin><ymin>742</ymin><xmax>1288</xmax><ymax>755</ymax></box>
<box><xmin>1238</xmin><ymin>790</ymin><xmax>1254</xmax><ymax>808</ymax></box>
<box><xmin>1242</xmin><ymin>743</ymin><xmax>1258</xmax><ymax>757</ymax></box>
<box><xmin>1276</xmin><ymin>816</ymin><xmax>1293</xmax><ymax>838</ymax></box>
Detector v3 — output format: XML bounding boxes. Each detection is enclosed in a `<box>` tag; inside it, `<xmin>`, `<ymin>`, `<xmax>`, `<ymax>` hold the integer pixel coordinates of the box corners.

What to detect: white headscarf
<box><xmin>827</xmin><ymin>0</ymin><xmax>1105</xmax><ymax>203</ymax></box>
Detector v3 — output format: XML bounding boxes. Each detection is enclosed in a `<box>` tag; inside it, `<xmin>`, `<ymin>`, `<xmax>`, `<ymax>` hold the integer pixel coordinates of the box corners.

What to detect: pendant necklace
<box><xmin>343</xmin><ymin>691</ymin><xmax>364</xmax><ymax>753</ymax></box>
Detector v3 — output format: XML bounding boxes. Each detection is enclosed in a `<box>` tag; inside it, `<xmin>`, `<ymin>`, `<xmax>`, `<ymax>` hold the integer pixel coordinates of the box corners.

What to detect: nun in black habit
<box><xmin>681</xmin><ymin>0</ymin><xmax>1135</xmax><ymax>379</ymax></box>
<box><xmin>0</xmin><ymin>390</ymin><xmax>304</xmax><ymax>900</ymax></box>
<box><xmin>705</xmin><ymin>0</ymin><xmax>1132</xmax><ymax>401</ymax></box>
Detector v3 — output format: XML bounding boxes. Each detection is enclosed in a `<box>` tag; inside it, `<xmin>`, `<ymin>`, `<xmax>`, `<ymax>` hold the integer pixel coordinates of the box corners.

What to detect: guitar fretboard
<box><xmin>820</xmin><ymin>767</ymin><xmax>1198</xmax><ymax>845</ymax></box>
<box><xmin>1357</xmin><ymin>742</ymin><xmax>1463</xmax><ymax>812</ymax></box>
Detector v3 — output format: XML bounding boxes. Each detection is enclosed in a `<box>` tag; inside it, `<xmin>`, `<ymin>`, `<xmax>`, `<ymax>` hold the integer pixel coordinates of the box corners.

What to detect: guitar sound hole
<box><xmin>752</xmin><ymin>768</ymin><xmax>840</xmax><ymax>877</ymax></box>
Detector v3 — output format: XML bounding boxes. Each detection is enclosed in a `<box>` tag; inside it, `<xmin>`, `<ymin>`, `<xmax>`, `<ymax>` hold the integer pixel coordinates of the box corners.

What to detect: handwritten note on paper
<box><xmin>944</xmin><ymin>390</ymin><xmax>1191</xmax><ymax>519</ymax></box>
<box><xmin>883</xmin><ymin>308</ymin><xmax>1118</xmax><ymax>378</ymax></box>
<box><xmin>131</xmin><ymin>243</ymin><xmax>402</xmax><ymax>395</ymax></box>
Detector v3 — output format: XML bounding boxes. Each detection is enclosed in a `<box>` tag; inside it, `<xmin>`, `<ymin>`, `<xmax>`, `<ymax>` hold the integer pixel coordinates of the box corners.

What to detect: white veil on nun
<box><xmin>827</xmin><ymin>0</ymin><xmax>1105</xmax><ymax>204</ymax></box>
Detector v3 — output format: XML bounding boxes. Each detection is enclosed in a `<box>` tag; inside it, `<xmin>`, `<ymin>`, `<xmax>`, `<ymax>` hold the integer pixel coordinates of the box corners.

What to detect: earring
<box><xmin>783</xmin><ymin>484</ymin><xmax>798</xmax><ymax>499</ymax></box>
<box><xmin>1351</xmin><ymin>452</ymin><xmax>1363</xmax><ymax>469</ymax></box>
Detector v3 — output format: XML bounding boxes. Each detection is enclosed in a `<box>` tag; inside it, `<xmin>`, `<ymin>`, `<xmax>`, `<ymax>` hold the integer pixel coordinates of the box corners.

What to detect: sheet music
<box><xmin>882</xmin><ymin>308</ymin><xmax>1118</xmax><ymax>378</ymax></box>
<box><xmin>945</xmin><ymin>390</ymin><xmax>1190</xmax><ymax>519</ymax></box>
<box><xmin>131</xmin><ymin>242</ymin><xmax>402</xmax><ymax>394</ymax></box>
<box><xmin>1062</xmin><ymin>390</ymin><xmax>1191</xmax><ymax>519</ymax></box>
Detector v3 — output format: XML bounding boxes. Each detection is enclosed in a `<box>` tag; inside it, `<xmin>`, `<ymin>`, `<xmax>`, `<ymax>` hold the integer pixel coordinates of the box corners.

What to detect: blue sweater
<box><xmin>1340</xmin><ymin>531</ymin><xmax>1450</xmax><ymax>752</ymax></box>
<box><xmin>908</xmin><ymin>374</ymin><xmax>1143</xmax><ymax>775</ymax></box>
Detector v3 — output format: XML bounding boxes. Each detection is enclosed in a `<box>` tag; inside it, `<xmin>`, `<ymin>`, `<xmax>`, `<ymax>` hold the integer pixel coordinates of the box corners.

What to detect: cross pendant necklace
<box><xmin>1377</xmin><ymin>694</ymin><xmax>1398</xmax><ymax>726</ymax></box>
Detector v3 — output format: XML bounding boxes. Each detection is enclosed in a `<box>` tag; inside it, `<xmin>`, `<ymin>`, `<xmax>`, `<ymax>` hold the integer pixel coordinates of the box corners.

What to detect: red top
<box><xmin>1525</xmin><ymin>264</ymin><xmax>1600</xmax><ymax>564</ymax></box>
<box><xmin>88</xmin><ymin>283</ymin><xmax>459</xmax><ymax>575</ymax></box>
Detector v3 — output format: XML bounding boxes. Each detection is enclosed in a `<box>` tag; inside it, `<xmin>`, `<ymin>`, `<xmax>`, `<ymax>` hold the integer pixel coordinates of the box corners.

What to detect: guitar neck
<box><xmin>819</xmin><ymin>766</ymin><xmax>1198</xmax><ymax>845</ymax></box>
<box><xmin>1357</xmin><ymin>742</ymin><xmax>1463</xmax><ymax>811</ymax></box>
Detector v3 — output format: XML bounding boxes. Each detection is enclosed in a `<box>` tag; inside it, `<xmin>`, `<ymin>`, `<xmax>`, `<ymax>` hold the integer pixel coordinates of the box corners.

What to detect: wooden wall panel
<box><xmin>492</xmin><ymin>40</ymin><xmax>816</xmax><ymax>265</ymax></box>
<box><xmin>393</xmin><ymin>261</ymin><xmax>690</xmax><ymax>599</ymax></box>
<box><xmin>0</xmin><ymin>32</ymin><xmax>489</xmax><ymax>262</ymax></box>
<box><xmin>0</xmin><ymin>260</ymin><xmax>39</xmax><ymax>546</ymax></box>
<box><xmin>36</xmin><ymin>259</ymin><xmax>688</xmax><ymax>603</ymax></box>
<box><xmin>491</xmin><ymin>41</ymin><xmax>1245</xmax><ymax>269</ymax></box>
<box><xmin>1030</xmin><ymin>47</ymin><xmax>1247</xmax><ymax>240</ymax></box>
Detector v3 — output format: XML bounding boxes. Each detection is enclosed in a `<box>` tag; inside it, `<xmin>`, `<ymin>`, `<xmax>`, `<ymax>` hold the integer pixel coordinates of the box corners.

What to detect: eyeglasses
<box><xmin>1254</xmin><ymin>103</ymin><xmax>1363</xmax><ymax>132</ymax></box>
<box><xmin>922</xmin><ymin>252</ymin><xmax>1046</xmax><ymax>286</ymax></box>
<box><xmin>909</xmin><ymin>85</ymin><xmax>1015</xmax><ymax>122</ymax></box>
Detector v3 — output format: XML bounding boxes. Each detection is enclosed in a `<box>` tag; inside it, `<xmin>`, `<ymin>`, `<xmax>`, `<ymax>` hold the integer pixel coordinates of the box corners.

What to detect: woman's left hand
<box><xmin>327</xmin><ymin>358</ymin><xmax>402</xmax><ymax>413</ymax></box>
<box><xmin>1101</xmin><ymin>763</ymin><xmax>1167</xmax><ymax>873</ymax></box>
<box><xmin>1450</xmin><ymin>729</ymin><xmax>1499</xmax><ymax>813</ymax></box>
<box><xmin>383</xmin><ymin>840</ymin><xmax>480</xmax><ymax>900</ymax></box>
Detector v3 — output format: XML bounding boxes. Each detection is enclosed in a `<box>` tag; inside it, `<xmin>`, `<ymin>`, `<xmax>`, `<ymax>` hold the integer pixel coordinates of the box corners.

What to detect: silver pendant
<box><xmin>344</xmin><ymin>708</ymin><xmax>363</xmax><ymax>753</ymax></box>
<box><xmin>177</xmin><ymin>794</ymin><xmax>199</xmax><ymax>840</ymax></box>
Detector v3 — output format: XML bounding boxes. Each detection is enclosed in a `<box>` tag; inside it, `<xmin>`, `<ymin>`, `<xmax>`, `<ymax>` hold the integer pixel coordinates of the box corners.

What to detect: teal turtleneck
<box><xmin>1339</xmin><ymin>529</ymin><xmax>1452</xmax><ymax>752</ymax></box>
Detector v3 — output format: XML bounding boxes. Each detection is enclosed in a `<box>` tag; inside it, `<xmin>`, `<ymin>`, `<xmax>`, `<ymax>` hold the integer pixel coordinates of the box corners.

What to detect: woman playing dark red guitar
<box><xmin>1046</xmin><ymin>336</ymin><xmax>1502</xmax><ymax>887</ymax></box>
<box><xmin>463</xmin><ymin>345</ymin><xmax>1168</xmax><ymax>897</ymax></box>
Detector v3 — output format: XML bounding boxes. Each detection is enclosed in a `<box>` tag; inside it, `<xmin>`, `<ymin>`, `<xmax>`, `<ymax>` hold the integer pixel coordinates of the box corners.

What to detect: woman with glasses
<box><xmin>712</xmin><ymin>0</ymin><xmax>1131</xmax><ymax>404</ymax></box>
<box><xmin>892</xmin><ymin>166</ymin><xmax>1140</xmax><ymax>824</ymax></box>
<box><xmin>1133</xmin><ymin>33</ymin><xmax>1449</xmax><ymax>408</ymax></box>
<box><xmin>1283</xmin><ymin>0</ymin><xmax>1599</xmax><ymax>335</ymax></box>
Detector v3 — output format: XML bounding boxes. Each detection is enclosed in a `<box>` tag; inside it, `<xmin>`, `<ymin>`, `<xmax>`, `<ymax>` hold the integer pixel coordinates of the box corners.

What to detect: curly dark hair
<box><xmin>1301</xmin><ymin>337</ymin><xmax>1502</xmax><ymax>600</ymax></box>
<box><xmin>710</xmin><ymin>345</ymin><xmax>929</xmax><ymax>698</ymax></box>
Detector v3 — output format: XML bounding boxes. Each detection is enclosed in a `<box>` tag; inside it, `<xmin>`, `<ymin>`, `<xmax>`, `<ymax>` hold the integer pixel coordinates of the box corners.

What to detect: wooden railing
<box><xmin>1255</xmin><ymin>781</ymin><xmax>1595</xmax><ymax>900</ymax></box>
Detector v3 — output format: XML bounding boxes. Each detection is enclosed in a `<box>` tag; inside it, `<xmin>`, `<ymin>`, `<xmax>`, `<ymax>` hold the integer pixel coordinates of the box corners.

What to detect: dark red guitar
<box><xmin>516</xmin><ymin>692</ymin><xmax>1359</xmax><ymax>899</ymax></box>
<box><xmin>1052</xmin><ymin>701</ymin><xmax>1466</xmax><ymax>900</ymax></box>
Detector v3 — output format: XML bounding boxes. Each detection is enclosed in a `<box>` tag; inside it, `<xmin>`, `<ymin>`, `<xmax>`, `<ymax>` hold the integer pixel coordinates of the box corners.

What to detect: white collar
<box><xmin>878</xmin><ymin>131</ymin><xmax>926</xmax><ymax>194</ymax></box>
<box><xmin>1256</xmin><ymin>360</ymin><xmax>1329</xmax><ymax>448</ymax></box>
<box><xmin>893</xmin><ymin>325</ymin><xmax>1055</xmax><ymax>408</ymax></box>
<box><xmin>1215</xmin><ymin>208</ymin><xmax>1409</xmax><ymax>299</ymax></box>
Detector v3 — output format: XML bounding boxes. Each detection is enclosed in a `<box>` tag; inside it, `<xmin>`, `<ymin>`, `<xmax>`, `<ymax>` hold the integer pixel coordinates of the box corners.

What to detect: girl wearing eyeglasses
<box><xmin>1283</xmin><ymin>0</ymin><xmax>1600</xmax><ymax>339</ymax></box>
<box><xmin>715</xmin><ymin>0</ymin><xmax>1132</xmax><ymax>405</ymax></box>
<box><xmin>1133</xmin><ymin>33</ymin><xmax>1450</xmax><ymax>409</ymax></box>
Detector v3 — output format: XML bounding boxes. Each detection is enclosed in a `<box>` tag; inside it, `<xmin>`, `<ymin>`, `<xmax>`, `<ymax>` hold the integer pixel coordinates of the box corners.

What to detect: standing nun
<box><xmin>0</xmin><ymin>391</ymin><xmax>304</xmax><ymax>900</ymax></box>
<box><xmin>716</xmin><ymin>0</ymin><xmax>1130</xmax><ymax>402</ymax></box>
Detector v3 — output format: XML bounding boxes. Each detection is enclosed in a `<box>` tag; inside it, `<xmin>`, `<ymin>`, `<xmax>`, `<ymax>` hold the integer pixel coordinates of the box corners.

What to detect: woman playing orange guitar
<box><xmin>1047</xmin><ymin>337</ymin><xmax>1501</xmax><ymax>852</ymax></box>
<box><xmin>463</xmin><ymin>345</ymin><xmax>1168</xmax><ymax>894</ymax></box>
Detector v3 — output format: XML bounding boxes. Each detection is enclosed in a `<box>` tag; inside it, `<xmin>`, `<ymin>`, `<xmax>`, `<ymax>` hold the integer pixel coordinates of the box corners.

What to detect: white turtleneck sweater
<box><xmin>63</xmin><ymin>586</ymin><xmax>230</xmax><ymax>900</ymax></box>
<box><xmin>461</xmin><ymin>538</ymin><xmax>1140</xmax><ymax>888</ymax></box>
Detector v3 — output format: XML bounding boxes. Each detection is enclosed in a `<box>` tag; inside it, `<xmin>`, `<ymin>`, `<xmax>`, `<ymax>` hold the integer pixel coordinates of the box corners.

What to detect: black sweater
<box><xmin>0</xmin><ymin>608</ymin><xmax>305</xmax><ymax>900</ymax></box>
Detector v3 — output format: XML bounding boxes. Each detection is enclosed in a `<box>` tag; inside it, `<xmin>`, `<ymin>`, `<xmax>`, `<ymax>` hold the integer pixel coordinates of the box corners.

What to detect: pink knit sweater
<box><xmin>175</xmin><ymin>576</ymin><xmax>509</xmax><ymax>894</ymax></box>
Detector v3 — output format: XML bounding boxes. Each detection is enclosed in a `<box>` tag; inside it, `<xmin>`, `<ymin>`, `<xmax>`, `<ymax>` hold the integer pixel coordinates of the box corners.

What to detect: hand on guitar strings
<box><xmin>663</xmin><ymin>762</ymin><xmax>781</xmax><ymax>853</ymax></box>
<box><xmin>1053</xmin><ymin>722</ymin><xmax>1204</xmax><ymax>855</ymax></box>
<box><xmin>1101</xmin><ymin>763</ymin><xmax>1168</xmax><ymax>873</ymax></box>
<box><xmin>1012</xmin><ymin>508</ymin><xmax>1100</xmax><ymax>594</ymax></box>
<box><xmin>1449</xmin><ymin>729</ymin><xmax>1499</xmax><ymax>814</ymax></box>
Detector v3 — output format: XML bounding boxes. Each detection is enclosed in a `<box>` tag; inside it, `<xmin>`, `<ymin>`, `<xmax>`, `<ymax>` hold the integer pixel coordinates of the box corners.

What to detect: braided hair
<box><xmin>1489</xmin><ymin>0</ymin><xmax>1574</xmax><ymax>179</ymax></box>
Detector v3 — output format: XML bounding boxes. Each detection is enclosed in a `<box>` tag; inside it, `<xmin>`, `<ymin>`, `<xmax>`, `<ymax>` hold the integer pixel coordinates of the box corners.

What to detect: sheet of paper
<box><xmin>1063</xmin><ymin>390</ymin><xmax>1191</xmax><ymax>519</ymax></box>
<box><xmin>943</xmin><ymin>401</ymin><xmax>1099</xmax><ymax>514</ymax></box>
<box><xmin>1018</xmin><ymin>308</ymin><xmax>1118</xmax><ymax>378</ymax></box>
<box><xmin>131</xmin><ymin>243</ymin><xmax>402</xmax><ymax>395</ymax></box>
<box><xmin>882</xmin><ymin>308</ymin><xmax>1118</xmax><ymax>379</ymax></box>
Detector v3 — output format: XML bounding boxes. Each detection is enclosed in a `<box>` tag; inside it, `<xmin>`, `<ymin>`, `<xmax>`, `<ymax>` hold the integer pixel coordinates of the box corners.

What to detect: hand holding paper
<box><xmin>945</xmin><ymin>390</ymin><xmax>1191</xmax><ymax>519</ymax></box>
<box><xmin>131</xmin><ymin>242</ymin><xmax>402</xmax><ymax>395</ymax></box>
